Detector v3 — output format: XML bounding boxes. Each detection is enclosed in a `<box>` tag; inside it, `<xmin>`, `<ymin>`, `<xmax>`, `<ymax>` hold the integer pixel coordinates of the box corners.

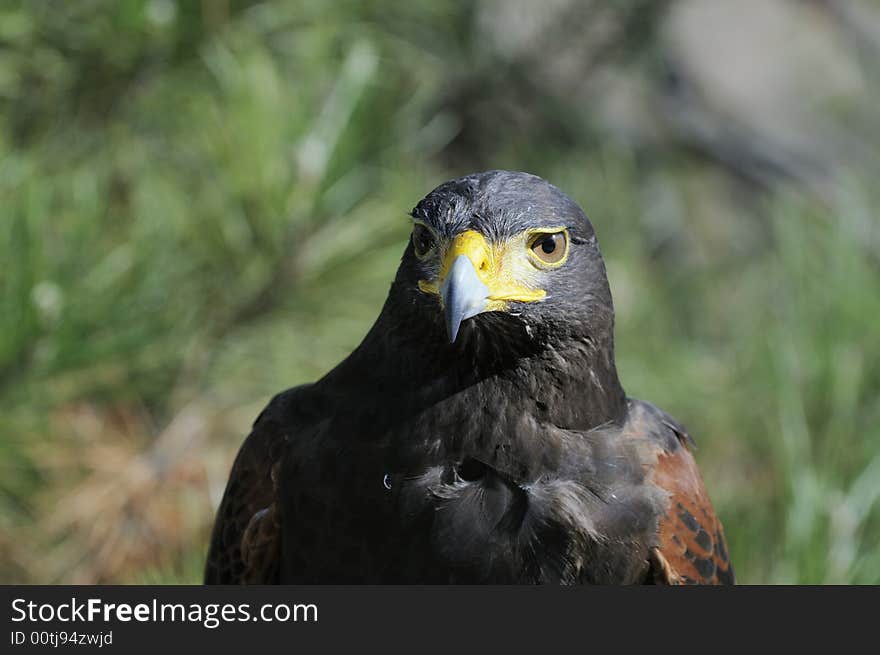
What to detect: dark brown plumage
<box><xmin>205</xmin><ymin>170</ymin><xmax>734</xmax><ymax>585</ymax></box>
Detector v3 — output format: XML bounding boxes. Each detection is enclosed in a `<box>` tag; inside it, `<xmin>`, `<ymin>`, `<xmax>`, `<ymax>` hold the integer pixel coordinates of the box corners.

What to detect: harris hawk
<box><xmin>205</xmin><ymin>170</ymin><xmax>734</xmax><ymax>585</ymax></box>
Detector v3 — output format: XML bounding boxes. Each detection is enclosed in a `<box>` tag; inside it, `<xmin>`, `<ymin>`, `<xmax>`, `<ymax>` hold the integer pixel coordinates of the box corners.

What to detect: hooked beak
<box><xmin>441</xmin><ymin>255</ymin><xmax>489</xmax><ymax>343</ymax></box>
<box><xmin>417</xmin><ymin>229</ymin><xmax>547</xmax><ymax>343</ymax></box>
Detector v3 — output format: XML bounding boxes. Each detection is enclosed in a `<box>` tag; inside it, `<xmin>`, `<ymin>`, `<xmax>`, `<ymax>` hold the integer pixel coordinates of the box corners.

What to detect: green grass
<box><xmin>1</xmin><ymin>1</ymin><xmax>878</xmax><ymax>584</ymax></box>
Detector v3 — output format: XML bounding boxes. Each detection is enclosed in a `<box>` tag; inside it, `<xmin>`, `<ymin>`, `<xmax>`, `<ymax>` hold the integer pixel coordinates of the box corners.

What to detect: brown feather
<box><xmin>648</xmin><ymin>430</ymin><xmax>734</xmax><ymax>585</ymax></box>
<box><xmin>204</xmin><ymin>407</ymin><xmax>287</xmax><ymax>584</ymax></box>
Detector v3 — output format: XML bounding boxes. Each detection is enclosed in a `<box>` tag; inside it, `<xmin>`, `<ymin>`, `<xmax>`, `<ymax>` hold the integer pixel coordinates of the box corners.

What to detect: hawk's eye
<box><xmin>529</xmin><ymin>231</ymin><xmax>568</xmax><ymax>265</ymax></box>
<box><xmin>412</xmin><ymin>224</ymin><xmax>436</xmax><ymax>259</ymax></box>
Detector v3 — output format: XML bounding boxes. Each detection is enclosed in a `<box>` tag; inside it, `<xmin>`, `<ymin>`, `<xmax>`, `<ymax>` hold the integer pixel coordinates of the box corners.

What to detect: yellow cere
<box><xmin>417</xmin><ymin>229</ymin><xmax>560</xmax><ymax>311</ymax></box>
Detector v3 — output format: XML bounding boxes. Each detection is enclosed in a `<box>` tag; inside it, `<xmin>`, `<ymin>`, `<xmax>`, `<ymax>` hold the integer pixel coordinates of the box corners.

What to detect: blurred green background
<box><xmin>2</xmin><ymin>0</ymin><xmax>879</xmax><ymax>584</ymax></box>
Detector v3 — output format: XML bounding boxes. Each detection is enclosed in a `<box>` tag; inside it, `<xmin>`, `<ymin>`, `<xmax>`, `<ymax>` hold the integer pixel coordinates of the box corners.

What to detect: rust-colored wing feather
<box><xmin>648</xmin><ymin>425</ymin><xmax>735</xmax><ymax>585</ymax></box>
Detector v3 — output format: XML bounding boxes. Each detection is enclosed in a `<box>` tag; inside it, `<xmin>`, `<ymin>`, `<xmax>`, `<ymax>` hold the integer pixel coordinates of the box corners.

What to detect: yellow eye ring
<box><xmin>527</xmin><ymin>228</ymin><xmax>569</xmax><ymax>267</ymax></box>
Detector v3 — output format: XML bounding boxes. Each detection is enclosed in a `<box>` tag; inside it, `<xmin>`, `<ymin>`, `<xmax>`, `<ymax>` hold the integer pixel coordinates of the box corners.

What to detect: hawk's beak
<box><xmin>441</xmin><ymin>254</ymin><xmax>489</xmax><ymax>343</ymax></box>
<box><xmin>418</xmin><ymin>230</ymin><xmax>546</xmax><ymax>343</ymax></box>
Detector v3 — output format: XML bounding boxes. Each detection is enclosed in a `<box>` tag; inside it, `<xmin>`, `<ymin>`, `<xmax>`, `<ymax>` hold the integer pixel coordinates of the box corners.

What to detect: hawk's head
<box><xmin>396</xmin><ymin>170</ymin><xmax>615</xmax><ymax>351</ymax></box>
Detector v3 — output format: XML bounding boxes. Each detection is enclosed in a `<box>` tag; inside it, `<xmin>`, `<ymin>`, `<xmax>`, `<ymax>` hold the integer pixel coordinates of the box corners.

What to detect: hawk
<box><xmin>205</xmin><ymin>170</ymin><xmax>734</xmax><ymax>584</ymax></box>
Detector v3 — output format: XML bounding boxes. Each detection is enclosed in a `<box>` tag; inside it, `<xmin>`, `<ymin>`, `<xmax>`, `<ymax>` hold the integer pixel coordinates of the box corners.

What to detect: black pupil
<box><xmin>541</xmin><ymin>235</ymin><xmax>557</xmax><ymax>254</ymax></box>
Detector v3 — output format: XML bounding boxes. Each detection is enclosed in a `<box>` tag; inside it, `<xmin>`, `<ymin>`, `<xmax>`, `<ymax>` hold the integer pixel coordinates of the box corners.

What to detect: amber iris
<box><xmin>530</xmin><ymin>231</ymin><xmax>567</xmax><ymax>264</ymax></box>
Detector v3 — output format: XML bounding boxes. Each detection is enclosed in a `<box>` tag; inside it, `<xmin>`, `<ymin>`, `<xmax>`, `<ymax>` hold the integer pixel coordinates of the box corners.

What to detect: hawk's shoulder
<box><xmin>625</xmin><ymin>399</ymin><xmax>735</xmax><ymax>585</ymax></box>
<box><xmin>204</xmin><ymin>385</ymin><xmax>311</xmax><ymax>584</ymax></box>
